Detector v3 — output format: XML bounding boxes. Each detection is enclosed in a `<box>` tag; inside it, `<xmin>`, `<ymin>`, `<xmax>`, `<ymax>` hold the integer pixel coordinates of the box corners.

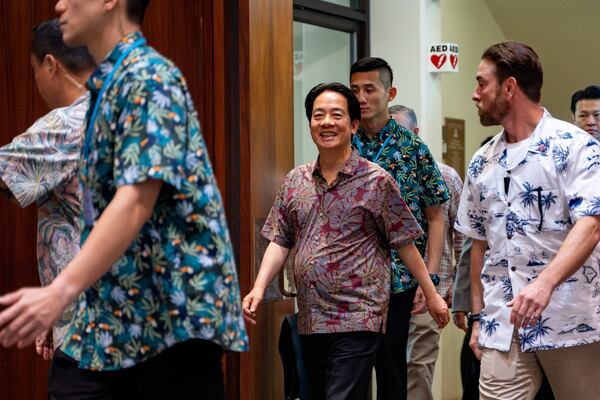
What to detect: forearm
<box><xmin>424</xmin><ymin>205</ymin><xmax>444</xmax><ymax>274</ymax></box>
<box><xmin>470</xmin><ymin>239</ymin><xmax>487</xmax><ymax>314</ymax></box>
<box><xmin>537</xmin><ymin>215</ymin><xmax>600</xmax><ymax>288</ymax></box>
<box><xmin>253</xmin><ymin>242</ymin><xmax>290</xmax><ymax>289</ymax></box>
<box><xmin>51</xmin><ymin>180</ymin><xmax>162</xmax><ymax>304</ymax></box>
<box><xmin>398</xmin><ymin>243</ymin><xmax>437</xmax><ymax>299</ymax></box>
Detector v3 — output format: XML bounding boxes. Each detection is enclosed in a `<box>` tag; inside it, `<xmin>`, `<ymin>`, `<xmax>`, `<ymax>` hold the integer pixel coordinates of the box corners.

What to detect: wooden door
<box><xmin>0</xmin><ymin>1</ymin><xmax>295</xmax><ymax>399</ymax></box>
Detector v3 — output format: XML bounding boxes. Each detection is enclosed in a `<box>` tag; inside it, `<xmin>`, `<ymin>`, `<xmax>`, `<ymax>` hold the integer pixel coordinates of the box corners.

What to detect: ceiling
<box><xmin>484</xmin><ymin>0</ymin><xmax>600</xmax><ymax>120</ymax></box>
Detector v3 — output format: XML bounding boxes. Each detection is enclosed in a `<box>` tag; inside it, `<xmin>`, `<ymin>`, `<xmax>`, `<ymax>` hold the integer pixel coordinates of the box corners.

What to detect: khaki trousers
<box><xmin>406</xmin><ymin>312</ymin><xmax>441</xmax><ymax>400</ymax></box>
<box><xmin>480</xmin><ymin>335</ymin><xmax>600</xmax><ymax>400</ymax></box>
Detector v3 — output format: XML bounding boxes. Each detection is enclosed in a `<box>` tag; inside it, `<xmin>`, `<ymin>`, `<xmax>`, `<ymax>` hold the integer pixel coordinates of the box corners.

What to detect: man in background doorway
<box><xmin>350</xmin><ymin>57</ymin><xmax>449</xmax><ymax>400</ymax></box>
<box><xmin>570</xmin><ymin>85</ymin><xmax>600</xmax><ymax>140</ymax></box>
<box><xmin>389</xmin><ymin>104</ymin><xmax>464</xmax><ymax>400</ymax></box>
<box><xmin>0</xmin><ymin>18</ymin><xmax>95</xmax><ymax>360</ymax></box>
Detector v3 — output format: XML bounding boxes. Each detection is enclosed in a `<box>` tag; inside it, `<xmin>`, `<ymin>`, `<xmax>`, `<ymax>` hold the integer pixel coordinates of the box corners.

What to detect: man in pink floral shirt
<box><xmin>243</xmin><ymin>82</ymin><xmax>449</xmax><ymax>400</ymax></box>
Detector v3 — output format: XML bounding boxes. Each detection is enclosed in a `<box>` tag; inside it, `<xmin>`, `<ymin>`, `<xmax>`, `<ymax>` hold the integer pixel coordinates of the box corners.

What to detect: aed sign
<box><xmin>428</xmin><ymin>43</ymin><xmax>459</xmax><ymax>73</ymax></box>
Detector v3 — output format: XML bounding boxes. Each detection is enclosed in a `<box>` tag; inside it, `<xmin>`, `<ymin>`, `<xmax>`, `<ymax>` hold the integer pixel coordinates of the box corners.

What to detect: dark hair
<box><xmin>304</xmin><ymin>82</ymin><xmax>361</xmax><ymax>122</ymax></box>
<box><xmin>570</xmin><ymin>85</ymin><xmax>600</xmax><ymax>114</ymax></box>
<box><xmin>350</xmin><ymin>57</ymin><xmax>394</xmax><ymax>88</ymax></box>
<box><xmin>481</xmin><ymin>42</ymin><xmax>543</xmax><ymax>103</ymax></box>
<box><xmin>126</xmin><ymin>0</ymin><xmax>151</xmax><ymax>25</ymax></box>
<box><xmin>31</xmin><ymin>19</ymin><xmax>95</xmax><ymax>73</ymax></box>
<box><xmin>389</xmin><ymin>105</ymin><xmax>418</xmax><ymax>128</ymax></box>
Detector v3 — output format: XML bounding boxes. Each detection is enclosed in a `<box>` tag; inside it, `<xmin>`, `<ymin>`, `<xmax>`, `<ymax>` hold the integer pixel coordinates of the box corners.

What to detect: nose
<box><xmin>320</xmin><ymin>114</ymin><xmax>334</xmax><ymax>126</ymax></box>
<box><xmin>55</xmin><ymin>0</ymin><xmax>65</xmax><ymax>15</ymax></box>
<box><xmin>585</xmin><ymin>115</ymin><xmax>597</xmax><ymax>126</ymax></box>
<box><xmin>354</xmin><ymin>90</ymin><xmax>366</xmax><ymax>104</ymax></box>
<box><xmin>472</xmin><ymin>88</ymin><xmax>480</xmax><ymax>103</ymax></box>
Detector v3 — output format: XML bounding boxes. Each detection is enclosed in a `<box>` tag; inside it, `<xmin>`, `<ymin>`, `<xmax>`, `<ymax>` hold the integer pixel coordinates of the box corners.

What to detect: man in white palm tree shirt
<box><xmin>456</xmin><ymin>41</ymin><xmax>600</xmax><ymax>400</ymax></box>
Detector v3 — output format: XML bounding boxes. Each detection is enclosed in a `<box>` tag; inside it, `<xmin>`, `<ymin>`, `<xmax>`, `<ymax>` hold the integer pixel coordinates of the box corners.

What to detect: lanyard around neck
<box><xmin>83</xmin><ymin>37</ymin><xmax>147</xmax><ymax>160</ymax></box>
<box><xmin>355</xmin><ymin>131</ymin><xmax>394</xmax><ymax>163</ymax></box>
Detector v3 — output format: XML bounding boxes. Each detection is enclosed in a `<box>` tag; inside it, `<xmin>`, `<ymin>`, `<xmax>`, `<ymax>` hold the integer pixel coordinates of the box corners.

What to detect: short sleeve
<box><xmin>0</xmin><ymin>113</ymin><xmax>81</xmax><ymax>208</ymax></box>
<box><xmin>415</xmin><ymin>139</ymin><xmax>449</xmax><ymax>209</ymax></box>
<box><xmin>261</xmin><ymin>174</ymin><xmax>295</xmax><ymax>249</ymax></box>
<box><xmin>113</xmin><ymin>71</ymin><xmax>199</xmax><ymax>192</ymax></box>
<box><xmin>378</xmin><ymin>174</ymin><xmax>424</xmax><ymax>250</ymax></box>
<box><xmin>455</xmin><ymin>157</ymin><xmax>488</xmax><ymax>241</ymax></box>
<box><xmin>563</xmin><ymin>137</ymin><xmax>600</xmax><ymax>221</ymax></box>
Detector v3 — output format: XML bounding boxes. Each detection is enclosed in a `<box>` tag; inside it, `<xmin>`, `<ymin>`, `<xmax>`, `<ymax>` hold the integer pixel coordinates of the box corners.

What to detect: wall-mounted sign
<box><xmin>428</xmin><ymin>43</ymin><xmax>459</xmax><ymax>73</ymax></box>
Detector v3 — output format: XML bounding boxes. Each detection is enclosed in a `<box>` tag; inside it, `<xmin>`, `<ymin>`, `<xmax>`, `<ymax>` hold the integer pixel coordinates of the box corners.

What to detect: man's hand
<box><xmin>35</xmin><ymin>329</ymin><xmax>54</xmax><ymax>361</ymax></box>
<box><xmin>469</xmin><ymin>320</ymin><xmax>482</xmax><ymax>360</ymax></box>
<box><xmin>411</xmin><ymin>286</ymin><xmax>427</xmax><ymax>315</ymax></box>
<box><xmin>0</xmin><ymin>284</ymin><xmax>68</xmax><ymax>349</ymax></box>
<box><xmin>425</xmin><ymin>292</ymin><xmax>449</xmax><ymax>328</ymax></box>
<box><xmin>453</xmin><ymin>311</ymin><xmax>468</xmax><ymax>332</ymax></box>
<box><xmin>445</xmin><ymin>285</ymin><xmax>453</xmax><ymax>308</ymax></box>
<box><xmin>507</xmin><ymin>277</ymin><xmax>554</xmax><ymax>328</ymax></box>
<box><xmin>242</xmin><ymin>286</ymin><xmax>266</xmax><ymax>326</ymax></box>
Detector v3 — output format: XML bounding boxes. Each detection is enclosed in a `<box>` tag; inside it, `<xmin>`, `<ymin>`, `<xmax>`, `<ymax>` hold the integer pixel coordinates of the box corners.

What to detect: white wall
<box><xmin>370</xmin><ymin>1</ymin><xmax>507</xmax><ymax>399</ymax></box>
<box><xmin>370</xmin><ymin>0</ymin><xmax>443</xmax><ymax>159</ymax></box>
<box><xmin>441</xmin><ymin>0</ymin><xmax>506</xmax><ymax>172</ymax></box>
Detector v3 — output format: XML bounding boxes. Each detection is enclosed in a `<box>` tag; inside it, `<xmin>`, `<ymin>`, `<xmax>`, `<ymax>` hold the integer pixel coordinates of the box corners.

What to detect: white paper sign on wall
<box><xmin>428</xmin><ymin>43</ymin><xmax>459</xmax><ymax>73</ymax></box>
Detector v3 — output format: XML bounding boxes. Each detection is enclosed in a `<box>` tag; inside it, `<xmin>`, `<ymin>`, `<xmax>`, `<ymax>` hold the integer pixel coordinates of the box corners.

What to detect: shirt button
<box><xmin>508</xmin><ymin>202</ymin><xmax>512</xmax><ymax>207</ymax></box>
<box><xmin>507</xmin><ymin>235</ymin><xmax>512</xmax><ymax>240</ymax></box>
<box><xmin>511</xmin><ymin>266</ymin><xmax>516</xmax><ymax>271</ymax></box>
<box><xmin>319</xmin><ymin>212</ymin><xmax>324</xmax><ymax>218</ymax></box>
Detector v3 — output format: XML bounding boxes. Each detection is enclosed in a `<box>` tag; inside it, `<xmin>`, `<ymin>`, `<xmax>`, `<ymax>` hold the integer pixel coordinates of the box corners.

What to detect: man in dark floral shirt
<box><xmin>350</xmin><ymin>57</ymin><xmax>449</xmax><ymax>400</ymax></box>
<box><xmin>0</xmin><ymin>1</ymin><xmax>247</xmax><ymax>399</ymax></box>
<box><xmin>243</xmin><ymin>82</ymin><xmax>448</xmax><ymax>400</ymax></box>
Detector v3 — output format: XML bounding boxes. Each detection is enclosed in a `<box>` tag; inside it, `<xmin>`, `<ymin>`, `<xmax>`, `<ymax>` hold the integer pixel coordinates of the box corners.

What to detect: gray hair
<box><xmin>389</xmin><ymin>104</ymin><xmax>418</xmax><ymax>131</ymax></box>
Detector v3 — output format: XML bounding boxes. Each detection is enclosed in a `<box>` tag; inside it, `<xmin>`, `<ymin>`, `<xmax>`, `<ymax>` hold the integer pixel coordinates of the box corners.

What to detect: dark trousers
<box><xmin>460</xmin><ymin>321</ymin><xmax>555</xmax><ymax>400</ymax></box>
<box><xmin>375</xmin><ymin>286</ymin><xmax>417</xmax><ymax>400</ymax></box>
<box><xmin>48</xmin><ymin>339</ymin><xmax>226</xmax><ymax>400</ymax></box>
<box><xmin>300</xmin><ymin>331</ymin><xmax>381</xmax><ymax>400</ymax></box>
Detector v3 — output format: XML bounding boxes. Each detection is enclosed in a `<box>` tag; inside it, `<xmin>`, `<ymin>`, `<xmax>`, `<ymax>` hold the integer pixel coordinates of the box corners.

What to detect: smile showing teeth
<box><xmin>320</xmin><ymin>132</ymin><xmax>336</xmax><ymax>137</ymax></box>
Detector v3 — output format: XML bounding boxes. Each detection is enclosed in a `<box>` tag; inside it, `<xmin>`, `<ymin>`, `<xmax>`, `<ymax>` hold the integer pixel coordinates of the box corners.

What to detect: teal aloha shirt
<box><xmin>352</xmin><ymin>118</ymin><xmax>449</xmax><ymax>293</ymax></box>
<box><xmin>61</xmin><ymin>32</ymin><xmax>249</xmax><ymax>371</ymax></box>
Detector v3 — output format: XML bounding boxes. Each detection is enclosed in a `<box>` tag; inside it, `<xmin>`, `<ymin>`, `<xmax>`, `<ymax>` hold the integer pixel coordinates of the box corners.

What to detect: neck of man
<box><xmin>318</xmin><ymin>146</ymin><xmax>352</xmax><ymax>184</ymax></box>
<box><xmin>88</xmin><ymin>19</ymin><xmax>142</xmax><ymax>65</ymax></box>
<box><xmin>360</xmin><ymin>112</ymin><xmax>389</xmax><ymax>139</ymax></box>
<box><xmin>54</xmin><ymin>70</ymin><xmax>92</xmax><ymax>109</ymax></box>
<box><xmin>502</xmin><ymin>102</ymin><xmax>544</xmax><ymax>143</ymax></box>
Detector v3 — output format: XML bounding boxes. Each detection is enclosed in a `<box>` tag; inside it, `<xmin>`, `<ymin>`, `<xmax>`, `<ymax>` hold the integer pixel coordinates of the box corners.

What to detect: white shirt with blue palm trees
<box><xmin>456</xmin><ymin>110</ymin><xmax>600</xmax><ymax>352</ymax></box>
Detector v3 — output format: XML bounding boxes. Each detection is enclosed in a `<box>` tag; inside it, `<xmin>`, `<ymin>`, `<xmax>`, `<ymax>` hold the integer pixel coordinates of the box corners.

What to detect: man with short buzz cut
<box><xmin>390</xmin><ymin>105</ymin><xmax>464</xmax><ymax>400</ymax></box>
<box><xmin>0</xmin><ymin>0</ymin><xmax>248</xmax><ymax>399</ymax></box>
<box><xmin>457</xmin><ymin>41</ymin><xmax>600</xmax><ymax>399</ymax></box>
<box><xmin>0</xmin><ymin>18</ymin><xmax>95</xmax><ymax>360</ymax></box>
<box><xmin>570</xmin><ymin>85</ymin><xmax>600</xmax><ymax>140</ymax></box>
<box><xmin>243</xmin><ymin>82</ymin><xmax>448</xmax><ymax>400</ymax></box>
<box><xmin>350</xmin><ymin>57</ymin><xmax>450</xmax><ymax>400</ymax></box>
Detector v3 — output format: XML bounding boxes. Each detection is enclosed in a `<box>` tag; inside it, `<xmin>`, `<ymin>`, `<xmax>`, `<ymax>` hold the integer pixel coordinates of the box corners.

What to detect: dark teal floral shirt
<box><xmin>353</xmin><ymin>119</ymin><xmax>449</xmax><ymax>293</ymax></box>
<box><xmin>61</xmin><ymin>32</ymin><xmax>249</xmax><ymax>371</ymax></box>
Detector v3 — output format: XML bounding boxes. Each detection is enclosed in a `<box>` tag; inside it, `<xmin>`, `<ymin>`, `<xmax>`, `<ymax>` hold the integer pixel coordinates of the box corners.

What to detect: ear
<box><xmin>44</xmin><ymin>54</ymin><xmax>59</xmax><ymax>77</ymax></box>
<box><xmin>351</xmin><ymin>118</ymin><xmax>360</xmax><ymax>134</ymax></box>
<box><xmin>504</xmin><ymin>77</ymin><xmax>517</xmax><ymax>100</ymax></box>
<box><xmin>387</xmin><ymin>86</ymin><xmax>397</xmax><ymax>102</ymax></box>
<box><xmin>413</xmin><ymin>126</ymin><xmax>420</xmax><ymax>135</ymax></box>
<box><xmin>104</xmin><ymin>0</ymin><xmax>119</xmax><ymax>12</ymax></box>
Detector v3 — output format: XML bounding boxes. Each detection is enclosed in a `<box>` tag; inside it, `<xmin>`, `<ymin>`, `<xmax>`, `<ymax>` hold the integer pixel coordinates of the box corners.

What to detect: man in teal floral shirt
<box><xmin>0</xmin><ymin>1</ymin><xmax>247</xmax><ymax>398</ymax></box>
<box><xmin>350</xmin><ymin>57</ymin><xmax>449</xmax><ymax>400</ymax></box>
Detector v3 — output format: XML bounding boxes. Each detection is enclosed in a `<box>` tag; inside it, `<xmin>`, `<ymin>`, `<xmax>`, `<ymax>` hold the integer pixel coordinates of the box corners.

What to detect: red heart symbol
<box><xmin>431</xmin><ymin>54</ymin><xmax>447</xmax><ymax>69</ymax></box>
<box><xmin>450</xmin><ymin>54</ymin><xmax>458</xmax><ymax>68</ymax></box>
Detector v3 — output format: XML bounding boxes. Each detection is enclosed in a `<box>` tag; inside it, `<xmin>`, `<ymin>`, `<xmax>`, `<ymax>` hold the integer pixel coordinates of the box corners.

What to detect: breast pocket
<box><xmin>525</xmin><ymin>188</ymin><xmax>569</xmax><ymax>232</ymax></box>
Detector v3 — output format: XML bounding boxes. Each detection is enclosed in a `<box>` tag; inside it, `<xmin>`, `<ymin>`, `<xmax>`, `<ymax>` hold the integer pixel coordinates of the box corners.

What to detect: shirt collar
<box><xmin>356</xmin><ymin>118</ymin><xmax>399</xmax><ymax>143</ymax></box>
<box><xmin>308</xmin><ymin>149</ymin><xmax>361</xmax><ymax>180</ymax></box>
<box><xmin>487</xmin><ymin>108</ymin><xmax>552</xmax><ymax>162</ymax></box>
<box><xmin>86</xmin><ymin>31</ymin><xmax>146</xmax><ymax>95</ymax></box>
